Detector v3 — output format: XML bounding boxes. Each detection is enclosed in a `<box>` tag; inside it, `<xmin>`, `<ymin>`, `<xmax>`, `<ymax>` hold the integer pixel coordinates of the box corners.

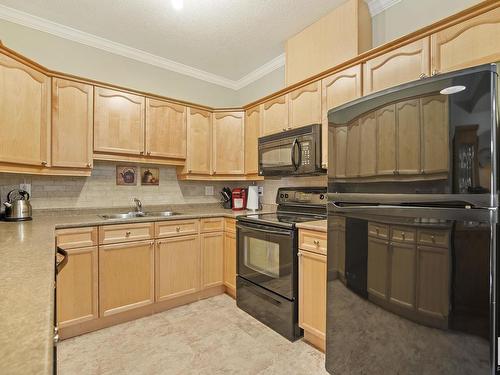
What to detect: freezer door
<box><xmin>326</xmin><ymin>204</ymin><xmax>496</xmax><ymax>375</ymax></box>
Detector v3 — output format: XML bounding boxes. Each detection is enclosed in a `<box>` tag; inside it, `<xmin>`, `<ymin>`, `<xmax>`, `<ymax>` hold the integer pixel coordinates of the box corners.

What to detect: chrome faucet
<box><xmin>133</xmin><ymin>198</ymin><xmax>143</xmax><ymax>213</ymax></box>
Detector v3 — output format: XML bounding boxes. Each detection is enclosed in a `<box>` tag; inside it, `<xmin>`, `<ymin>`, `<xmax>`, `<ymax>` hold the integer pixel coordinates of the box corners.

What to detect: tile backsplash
<box><xmin>0</xmin><ymin>161</ymin><xmax>327</xmax><ymax>210</ymax></box>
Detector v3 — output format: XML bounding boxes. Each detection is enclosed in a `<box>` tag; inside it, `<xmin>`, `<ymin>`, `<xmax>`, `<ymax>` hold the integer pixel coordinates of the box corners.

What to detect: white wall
<box><xmin>371</xmin><ymin>0</ymin><xmax>482</xmax><ymax>47</ymax></box>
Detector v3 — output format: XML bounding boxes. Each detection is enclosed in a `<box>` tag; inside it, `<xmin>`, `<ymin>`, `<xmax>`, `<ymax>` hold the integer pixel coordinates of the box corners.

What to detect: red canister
<box><xmin>231</xmin><ymin>188</ymin><xmax>247</xmax><ymax>210</ymax></box>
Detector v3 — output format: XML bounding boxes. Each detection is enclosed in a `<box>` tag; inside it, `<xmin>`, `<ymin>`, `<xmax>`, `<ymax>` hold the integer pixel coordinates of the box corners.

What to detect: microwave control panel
<box><xmin>301</xmin><ymin>141</ymin><xmax>311</xmax><ymax>167</ymax></box>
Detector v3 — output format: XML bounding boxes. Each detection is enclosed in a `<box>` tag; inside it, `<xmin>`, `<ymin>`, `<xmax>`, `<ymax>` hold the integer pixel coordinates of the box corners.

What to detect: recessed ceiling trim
<box><xmin>365</xmin><ymin>0</ymin><xmax>402</xmax><ymax>16</ymax></box>
<box><xmin>0</xmin><ymin>4</ymin><xmax>287</xmax><ymax>90</ymax></box>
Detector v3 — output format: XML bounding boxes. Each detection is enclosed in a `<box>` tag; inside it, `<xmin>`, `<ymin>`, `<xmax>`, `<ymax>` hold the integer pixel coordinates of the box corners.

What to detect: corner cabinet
<box><xmin>145</xmin><ymin>98</ymin><xmax>186</xmax><ymax>159</ymax></box>
<box><xmin>0</xmin><ymin>53</ymin><xmax>50</xmax><ymax>167</ymax></box>
<box><xmin>184</xmin><ymin>107</ymin><xmax>212</xmax><ymax>175</ymax></box>
<box><xmin>245</xmin><ymin>106</ymin><xmax>261</xmax><ymax>175</ymax></box>
<box><xmin>363</xmin><ymin>37</ymin><xmax>430</xmax><ymax>95</ymax></box>
<box><xmin>52</xmin><ymin>78</ymin><xmax>93</xmax><ymax>169</ymax></box>
<box><xmin>94</xmin><ymin>87</ymin><xmax>145</xmax><ymax>156</ymax></box>
<box><xmin>431</xmin><ymin>7</ymin><xmax>500</xmax><ymax>75</ymax></box>
<box><xmin>213</xmin><ymin>112</ymin><xmax>245</xmax><ymax>175</ymax></box>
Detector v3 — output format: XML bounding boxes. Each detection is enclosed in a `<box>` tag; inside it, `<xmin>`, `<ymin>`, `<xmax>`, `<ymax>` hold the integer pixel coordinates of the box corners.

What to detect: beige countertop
<box><xmin>296</xmin><ymin>219</ymin><xmax>327</xmax><ymax>232</ymax></box>
<box><xmin>0</xmin><ymin>203</ymin><xmax>274</xmax><ymax>375</ymax></box>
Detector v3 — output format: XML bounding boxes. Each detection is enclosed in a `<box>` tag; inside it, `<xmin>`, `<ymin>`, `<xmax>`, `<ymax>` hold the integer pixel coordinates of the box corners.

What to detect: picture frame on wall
<box><xmin>116</xmin><ymin>166</ymin><xmax>137</xmax><ymax>185</ymax></box>
<box><xmin>141</xmin><ymin>167</ymin><xmax>160</xmax><ymax>185</ymax></box>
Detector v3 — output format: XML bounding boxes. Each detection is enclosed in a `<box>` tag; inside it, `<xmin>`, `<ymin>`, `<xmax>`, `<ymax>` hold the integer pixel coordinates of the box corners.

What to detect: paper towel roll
<box><xmin>246</xmin><ymin>186</ymin><xmax>259</xmax><ymax>211</ymax></box>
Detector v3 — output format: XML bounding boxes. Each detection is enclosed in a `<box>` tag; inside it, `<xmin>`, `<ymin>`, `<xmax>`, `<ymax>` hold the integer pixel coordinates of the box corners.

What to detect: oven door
<box><xmin>237</xmin><ymin>221</ymin><xmax>296</xmax><ymax>300</ymax></box>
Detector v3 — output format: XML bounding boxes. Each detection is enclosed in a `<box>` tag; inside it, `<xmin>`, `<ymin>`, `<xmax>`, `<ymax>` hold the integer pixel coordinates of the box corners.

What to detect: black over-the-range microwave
<box><xmin>258</xmin><ymin>124</ymin><xmax>325</xmax><ymax>177</ymax></box>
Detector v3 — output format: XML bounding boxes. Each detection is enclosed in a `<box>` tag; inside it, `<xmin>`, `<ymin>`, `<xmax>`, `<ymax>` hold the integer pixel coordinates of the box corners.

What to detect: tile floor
<box><xmin>58</xmin><ymin>294</ymin><xmax>328</xmax><ymax>375</ymax></box>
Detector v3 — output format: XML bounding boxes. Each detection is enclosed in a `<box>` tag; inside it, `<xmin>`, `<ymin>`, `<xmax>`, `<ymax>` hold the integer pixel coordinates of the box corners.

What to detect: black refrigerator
<box><xmin>326</xmin><ymin>64</ymin><xmax>499</xmax><ymax>374</ymax></box>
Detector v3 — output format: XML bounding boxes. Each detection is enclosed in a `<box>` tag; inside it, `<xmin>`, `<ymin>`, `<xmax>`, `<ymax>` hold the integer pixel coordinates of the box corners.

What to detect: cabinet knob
<box><xmin>419</xmin><ymin>73</ymin><xmax>428</xmax><ymax>79</ymax></box>
<box><xmin>297</xmin><ymin>252</ymin><xmax>302</xmax><ymax>257</ymax></box>
<box><xmin>288</xmin><ymin>127</ymin><xmax>292</xmax><ymax>130</ymax></box>
<box><xmin>376</xmin><ymin>228</ymin><xmax>379</xmax><ymax>235</ymax></box>
<box><xmin>125</xmin><ymin>231</ymin><xmax>131</xmax><ymax>237</ymax></box>
<box><xmin>53</xmin><ymin>334</ymin><xmax>60</xmax><ymax>345</ymax></box>
<box><xmin>431</xmin><ymin>235</ymin><xmax>435</xmax><ymax>242</ymax></box>
<box><xmin>213</xmin><ymin>171</ymin><xmax>216</xmax><ymax>175</ymax></box>
<box><xmin>188</xmin><ymin>169</ymin><xmax>192</xmax><ymax>173</ymax></box>
<box><xmin>431</xmin><ymin>70</ymin><xmax>439</xmax><ymax>76</ymax></box>
<box><xmin>140</xmin><ymin>151</ymin><xmax>144</xmax><ymax>155</ymax></box>
<box><xmin>313</xmin><ymin>240</ymin><xmax>320</xmax><ymax>246</ymax></box>
<box><xmin>147</xmin><ymin>151</ymin><xmax>151</xmax><ymax>156</ymax></box>
<box><xmin>402</xmin><ymin>232</ymin><xmax>406</xmax><ymax>240</ymax></box>
<box><xmin>41</xmin><ymin>161</ymin><xmax>47</xmax><ymax>166</ymax></box>
<box><xmin>86</xmin><ymin>163</ymin><xmax>92</xmax><ymax>168</ymax></box>
<box><xmin>282</xmin><ymin>128</ymin><xmax>287</xmax><ymax>132</ymax></box>
<box><xmin>176</xmin><ymin>226</ymin><xmax>181</xmax><ymax>232</ymax></box>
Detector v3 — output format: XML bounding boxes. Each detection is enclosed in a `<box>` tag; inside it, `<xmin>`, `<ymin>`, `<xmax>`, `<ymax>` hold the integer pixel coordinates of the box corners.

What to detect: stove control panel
<box><xmin>277</xmin><ymin>188</ymin><xmax>327</xmax><ymax>206</ymax></box>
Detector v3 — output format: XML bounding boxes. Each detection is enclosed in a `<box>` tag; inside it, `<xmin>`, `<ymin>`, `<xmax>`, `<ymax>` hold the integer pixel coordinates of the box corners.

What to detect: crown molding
<box><xmin>365</xmin><ymin>0</ymin><xmax>402</xmax><ymax>16</ymax></box>
<box><xmin>0</xmin><ymin>4</ymin><xmax>285</xmax><ymax>90</ymax></box>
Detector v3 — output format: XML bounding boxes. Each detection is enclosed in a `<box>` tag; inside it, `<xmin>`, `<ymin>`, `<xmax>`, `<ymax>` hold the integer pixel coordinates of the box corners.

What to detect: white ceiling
<box><xmin>0</xmin><ymin>0</ymin><xmax>399</xmax><ymax>89</ymax></box>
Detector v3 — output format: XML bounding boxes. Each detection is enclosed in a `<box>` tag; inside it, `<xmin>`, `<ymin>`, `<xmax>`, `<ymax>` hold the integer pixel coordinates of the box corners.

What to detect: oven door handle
<box><xmin>236</xmin><ymin>223</ymin><xmax>291</xmax><ymax>236</ymax></box>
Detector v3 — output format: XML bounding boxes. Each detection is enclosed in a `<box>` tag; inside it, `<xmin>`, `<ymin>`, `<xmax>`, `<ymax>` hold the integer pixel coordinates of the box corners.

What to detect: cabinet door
<box><xmin>0</xmin><ymin>53</ymin><xmax>50</xmax><ymax>167</ymax></box>
<box><xmin>57</xmin><ymin>246</ymin><xmax>98</xmax><ymax>327</ymax></box>
<box><xmin>431</xmin><ymin>7</ymin><xmax>500</xmax><ymax>74</ymax></box>
<box><xmin>201</xmin><ymin>232</ymin><xmax>224</xmax><ymax>289</ymax></box>
<box><xmin>397</xmin><ymin>99</ymin><xmax>421</xmax><ymax>174</ymax></box>
<box><xmin>186</xmin><ymin>107</ymin><xmax>212</xmax><ymax>174</ymax></box>
<box><xmin>416</xmin><ymin>245</ymin><xmax>449</xmax><ymax>319</ymax></box>
<box><xmin>156</xmin><ymin>235</ymin><xmax>200</xmax><ymax>301</ymax></box>
<box><xmin>421</xmin><ymin>95</ymin><xmax>449</xmax><ymax>174</ymax></box>
<box><xmin>298</xmin><ymin>250</ymin><xmax>326</xmax><ymax>341</ymax></box>
<box><xmin>390</xmin><ymin>242</ymin><xmax>416</xmax><ymax>310</ymax></box>
<box><xmin>367</xmin><ymin>236</ymin><xmax>389</xmax><ymax>299</ymax></box>
<box><xmin>376</xmin><ymin>105</ymin><xmax>397</xmax><ymax>176</ymax></box>
<box><xmin>262</xmin><ymin>95</ymin><xmax>289</xmax><ymax>136</ymax></box>
<box><xmin>244</xmin><ymin>106</ymin><xmax>261</xmax><ymax>175</ymax></box>
<box><xmin>332</xmin><ymin>126</ymin><xmax>347</xmax><ymax>178</ymax></box>
<box><xmin>331</xmin><ymin>217</ymin><xmax>346</xmax><ymax>279</ymax></box>
<box><xmin>94</xmin><ymin>87</ymin><xmax>145</xmax><ymax>155</ymax></box>
<box><xmin>346</xmin><ymin>120</ymin><xmax>360</xmax><ymax>177</ymax></box>
<box><xmin>363</xmin><ymin>37</ymin><xmax>430</xmax><ymax>95</ymax></box>
<box><xmin>213</xmin><ymin>112</ymin><xmax>245</xmax><ymax>175</ymax></box>
<box><xmin>322</xmin><ymin>65</ymin><xmax>362</xmax><ymax>168</ymax></box>
<box><xmin>224</xmin><ymin>231</ymin><xmax>237</xmax><ymax>296</ymax></box>
<box><xmin>99</xmin><ymin>240</ymin><xmax>154</xmax><ymax>316</ymax></box>
<box><xmin>51</xmin><ymin>78</ymin><xmax>93</xmax><ymax>169</ymax></box>
<box><xmin>146</xmin><ymin>98</ymin><xmax>186</xmax><ymax>159</ymax></box>
<box><xmin>359</xmin><ymin>113</ymin><xmax>377</xmax><ymax>177</ymax></box>
<box><xmin>289</xmin><ymin>81</ymin><xmax>321</xmax><ymax>129</ymax></box>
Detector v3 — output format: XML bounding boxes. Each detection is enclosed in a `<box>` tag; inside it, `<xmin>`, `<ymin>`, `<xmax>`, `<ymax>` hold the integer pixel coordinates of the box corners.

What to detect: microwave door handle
<box><xmin>290</xmin><ymin>138</ymin><xmax>299</xmax><ymax>170</ymax></box>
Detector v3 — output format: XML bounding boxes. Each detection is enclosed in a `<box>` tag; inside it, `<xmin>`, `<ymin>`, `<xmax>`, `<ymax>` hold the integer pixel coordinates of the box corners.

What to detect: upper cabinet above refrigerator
<box><xmin>327</xmin><ymin>64</ymin><xmax>497</xmax><ymax>207</ymax></box>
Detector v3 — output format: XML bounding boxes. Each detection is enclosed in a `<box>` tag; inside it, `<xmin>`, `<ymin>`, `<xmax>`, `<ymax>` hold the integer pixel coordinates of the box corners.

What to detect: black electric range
<box><xmin>236</xmin><ymin>187</ymin><xmax>327</xmax><ymax>341</ymax></box>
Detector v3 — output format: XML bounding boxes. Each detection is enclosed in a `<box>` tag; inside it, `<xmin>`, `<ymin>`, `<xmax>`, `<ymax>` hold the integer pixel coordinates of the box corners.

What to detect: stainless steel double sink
<box><xmin>99</xmin><ymin>211</ymin><xmax>179</xmax><ymax>220</ymax></box>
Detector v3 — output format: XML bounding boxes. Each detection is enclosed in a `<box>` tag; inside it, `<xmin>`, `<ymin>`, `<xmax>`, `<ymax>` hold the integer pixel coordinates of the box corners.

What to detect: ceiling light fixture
<box><xmin>440</xmin><ymin>85</ymin><xmax>466</xmax><ymax>95</ymax></box>
<box><xmin>171</xmin><ymin>0</ymin><xmax>183</xmax><ymax>10</ymax></box>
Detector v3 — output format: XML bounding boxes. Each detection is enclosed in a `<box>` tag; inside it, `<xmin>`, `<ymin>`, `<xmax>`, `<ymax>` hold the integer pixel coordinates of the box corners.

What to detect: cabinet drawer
<box><xmin>155</xmin><ymin>219</ymin><xmax>199</xmax><ymax>238</ymax></box>
<box><xmin>331</xmin><ymin>216</ymin><xmax>346</xmax><ymax>229</ymax></box>
<box><xmin>200</xmin><ymin>217</ymin><xmax>224</xmax><ymax>233</ymax></box>
<box><xmin>299</xmin><ymin>229</ymin><xmax>327</xmax><ymax>255</ymax></box>
<box><xmin>391</xmin><ymin>227</ymin><xmax>416</xmax><ymax>243</ymax></box>
<box><xmin>99</xmin><ymin>223</ymin><xmax>154</xmax><ymax>245</ymax></box>
<box><xmin>368</xmin><ymin>223</ymin><xmax>389</xmax><ymax>239</ymax></box>
<box><xmin>417</xmin><ymin>229</ymin><xmax>449</xmax><ymax>247</ymax></box>
<box><xmin>225</xmin><ymin>218</ymin><xmax>236</xmax><ymax>233</ymax></box>
<box><xmin>56</xmin><ymin>227</ymin><xmax>98</xmax><ymax>249</ymax></box>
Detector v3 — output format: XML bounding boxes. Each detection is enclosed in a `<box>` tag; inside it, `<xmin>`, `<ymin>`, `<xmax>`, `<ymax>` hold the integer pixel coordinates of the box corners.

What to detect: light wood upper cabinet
<box><xmin>431</xmin><ymin>7</ymin><xmax>500</xmax><ymax>75</ymax></box>
<box><xmin>244</xmin><ymin>106</ymin><xmax>261</xmax><ymax>175</ymax></box>
<box><xmin>298</xmin><ymin>249</ymin><xmax>326</xmax><ymax>347</ymax></box>
<box><xmin>51</xmin><ymin>78</ymin><xmax>93</xmax><ymax>169</ymax></box>
<box><xmin>359</xmin><ymin>113</ymin><xmax>377</xmax><ymax>177</ymax></box>
<box><xmin>99</xmin><ymin>240</ymin><xmax>154</xmax><ymax>317</ymax></box>
<box><xmin>397</xmin><ymin>99</ymin><xmax>421</xmax><ymax>174</ymax></box>
<box><xmin>201</xmin><ymin>232</ymin><xmax>224</xmax><ymax>290</ymax></box>
<box><xmin>146</xmin><ymin>98</ymin><xmax>186</xmax><ymax>159</ymax></box>
<box><xmin>155</xmin><ymin>235</ymin><xmax>200</xmax><ymax>301</ymax></box>
<box><xmin>213</xmin><ymin>112</ymin><xmax>245</xmax><ymax>175</ymax></box>
<box><xmin>262</xmin><ymin>95</ymin><xmax>289</xmax><ymax>136</ymax></box>
<box><xmin>185</xmin><ymin>107</ymin><xmax>212</xmax><ymax>175</ymax></box>
<box><xmin>224</xmin><ymin>231</ymin><xmax>237</xmax><ymax>296</ymax></box>
<box><xmin>376</xmin><ymin>105</ymin><xmax>397</xmax><ymax>175</ymax></box>
<box><xmin>0</xmin><ymin>54</ymin><xmax>50</xmax><ymax>167</ymax></box>
<box><xmin>332</xmin><ymin>126</ymin><xmax>347</xmax><ymax>178</ymax></box>
<box><xmin>346</xmin><ymin>120</ymin><xmax>360</xmax><ymax>178</ymax></box>
<box><xmin>363</xmin><ymin>37</ymin><xmax>430</xmax><ymax>95</ymax></box>
<box><xmin>57</xmin><ymin>246</ymin><xmax>98</xmax><ymax>328</ymax></box>
<box><xmin>421</xmin><ymin>95</ymin><xmax>449</xmax><ymax>174</ymax></box>
<box><xmin>322</xmin><ymin>65</ymin><xmax>362</xmax><ymax>168</ymax></box>
<box><xmin>289</xmin><ymin>82</ymin><xmax>321</xmax><ymax>129</ymax></box>
<box><xmin>367</xmin><ymin>236</ymin><xmax>389</xmax><ymax>300</ymax></box>
<box><xmin>94</xmin><ymin>87</ymin><xmax>145</xmax><ymax>155</ymax></box>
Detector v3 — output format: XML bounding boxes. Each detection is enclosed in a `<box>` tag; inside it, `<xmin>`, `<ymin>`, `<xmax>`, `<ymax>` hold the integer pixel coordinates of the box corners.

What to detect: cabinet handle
<box><xmin>176</xmin><ymin>226</ymin><xmax>181</xmax><ymax>232</ymax></box>
<box><xmin>41</xmin><ymin>161</ymin><xmax>47</xmax><ymax>166</ymax></box>
<box><xmin>125</xmin><ymin>231</ymin><xmax>131</xmax><ymax>237</ymax></box>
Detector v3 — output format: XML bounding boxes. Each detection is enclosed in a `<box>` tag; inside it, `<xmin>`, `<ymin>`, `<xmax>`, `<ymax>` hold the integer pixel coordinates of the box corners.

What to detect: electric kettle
<box><xmin>3</xmin><ymin>189</ymin><xmax>32</xmax><ymax>221</ymax></box>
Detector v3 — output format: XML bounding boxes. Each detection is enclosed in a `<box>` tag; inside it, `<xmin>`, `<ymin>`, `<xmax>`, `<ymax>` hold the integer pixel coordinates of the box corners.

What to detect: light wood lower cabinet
<box><xmin>367</xmin><ymin>236</ymin><xmax>390</xmax><ymax>299</ymax></box>
<box><xmin>99</xmin><ymin>240</ymin><xmax>155</xmax><ymax>317</ymax></box>
<box><xmin>331</xmin><ymin>217</ymin><xmax>346</xmax><ymax>279</ymax></box>
<box><xmin>223</xmin><ymin>231</ymin><xmax>237</xmax><ymax>297</ymax></box>
<box><xmin>201</xmin><ymin>232</ymin><xmax>224</xmax><ymax>289</ymax></box>
<box><xmin>298</xmin><ymin>250</ymin><xmax>326</xmax><ymax>351</ymax></box>
<box><xmin>389</xmin><ymin>241</ymin><xmax>416</xmax><ymax>310</ymax></box>
<box><xmin>155</xmin><ymin>235</ymin><xmax>200</xmax><ymax>301</ymax></box>
<box><xmin>57</xmin><ymin>246</ymin><xmax>98</xmax><ymax>327</ymax></box>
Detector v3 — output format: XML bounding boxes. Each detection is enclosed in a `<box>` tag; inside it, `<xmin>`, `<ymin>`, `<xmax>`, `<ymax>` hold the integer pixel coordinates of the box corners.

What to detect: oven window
<box><xmin>244</xmin><ymin>237</ymin><xmax>280</xmax><ymax>278</ymax></box>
